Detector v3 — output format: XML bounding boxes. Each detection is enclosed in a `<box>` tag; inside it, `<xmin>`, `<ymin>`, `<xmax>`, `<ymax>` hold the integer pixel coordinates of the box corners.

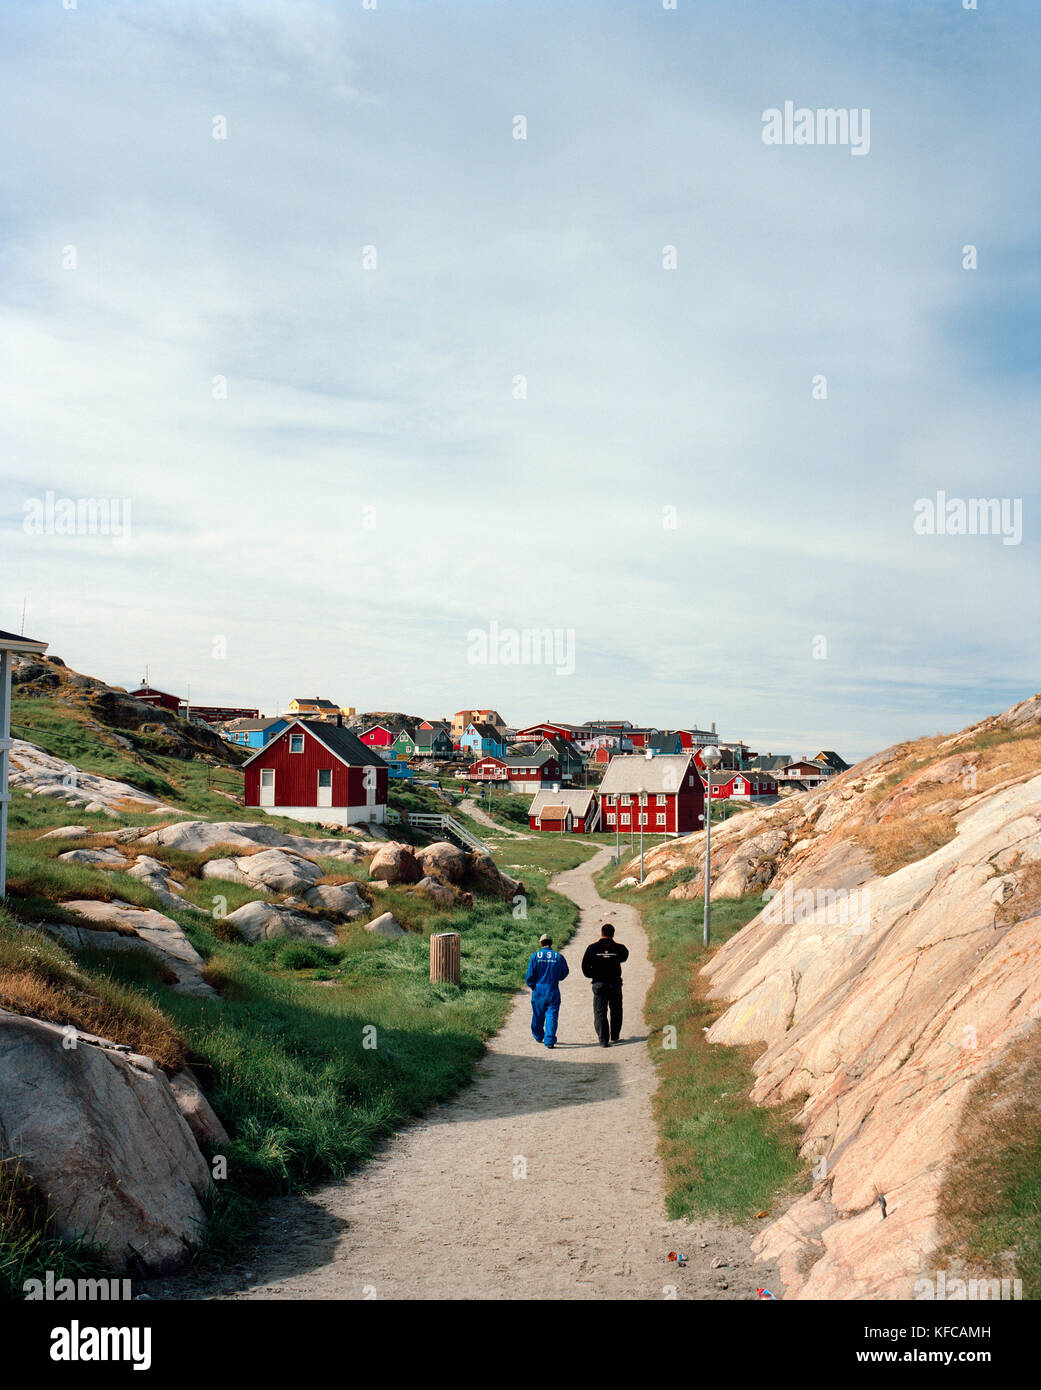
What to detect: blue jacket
<box><xmin>526</xmin><ymin>948</ymin><xmax>569</xmax><ymax>994</ymax></box>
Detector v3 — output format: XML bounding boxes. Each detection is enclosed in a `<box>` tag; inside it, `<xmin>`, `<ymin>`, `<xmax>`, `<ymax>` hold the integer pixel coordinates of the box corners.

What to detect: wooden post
<box><xmin>430</xmin><ymin>932</ymin><xmax>461</xmax><ymax>985</ymax></box>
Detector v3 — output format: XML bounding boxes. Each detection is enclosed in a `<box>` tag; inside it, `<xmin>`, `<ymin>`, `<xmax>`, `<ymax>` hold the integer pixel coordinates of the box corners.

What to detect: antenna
<box><xmin>20</xmin><ymin>596</ymin><xmax>27</xmax><ymax>635</ymax></box>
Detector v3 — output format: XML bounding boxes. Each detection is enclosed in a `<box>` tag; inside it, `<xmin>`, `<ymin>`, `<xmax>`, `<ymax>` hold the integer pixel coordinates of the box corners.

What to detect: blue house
<box><xmin>225</xmin><ymin>717</ymin><xmax>287</xmax><ymax>749</ymax></box>
<box><xmin>460</xmin><ymin>721</ymin><xmax>505</xmax><ymax>761</ymax></box>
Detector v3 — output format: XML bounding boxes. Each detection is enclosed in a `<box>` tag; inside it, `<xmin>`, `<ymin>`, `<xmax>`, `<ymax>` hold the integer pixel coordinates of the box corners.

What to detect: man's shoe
<box><xmin>600</xmin><ymin>1040</ymin><xmax>610</xmax><ymax>1047</ymax></box>
<box><xmin>545</xmin><ymin>1042</ymin><xmax>555</xmax><ymax>1049</ymax></box>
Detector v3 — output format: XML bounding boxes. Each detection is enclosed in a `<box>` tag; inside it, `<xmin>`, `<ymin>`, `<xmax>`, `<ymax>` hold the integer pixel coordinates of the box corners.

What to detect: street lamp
<box><xmin>638</xmin><ymin>786</ymin><xmax>647</xmax><ymax>882</ymax></box>
<box><xmin>699</xmin><ymin>745</ymin><xmax>723</xmax><ymax>946</ymax></box>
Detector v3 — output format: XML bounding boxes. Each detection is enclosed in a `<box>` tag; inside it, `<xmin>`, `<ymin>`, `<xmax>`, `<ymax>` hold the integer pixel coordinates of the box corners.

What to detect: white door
<box><xmin>365</xmin><ymin>768</ymin><xmax>377</xmax><ymax>809</ymax></box>
<box><xmin>260</xmin><ymin>769</ymin><xmax>275</xmax><ymax>806</ymax></box>
<box><xmin>317</xmin><ymin>769</ymin><xmax>333</xmax><ymax>807</ymax></box>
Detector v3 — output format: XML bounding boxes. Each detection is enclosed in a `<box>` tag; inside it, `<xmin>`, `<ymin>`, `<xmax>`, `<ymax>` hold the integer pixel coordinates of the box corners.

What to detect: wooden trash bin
<box><xmin>430</xmin><ymin>931</ymin><xmax>461</xmax><ymax>985</ymax></box>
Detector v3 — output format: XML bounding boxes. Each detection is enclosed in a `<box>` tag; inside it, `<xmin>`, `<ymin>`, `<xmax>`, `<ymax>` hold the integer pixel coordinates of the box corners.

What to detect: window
<box><xmin>640</xmin><ymin>813</ymin><xmax>647</xmax><ymax>826</ymax></box>
<box><xmin>318</xmin><ymin>769</ymin><xmax>332</xmax><ymax>787</ymax></box>
<box><xmin>607</xmin><ymin>813</ymin><xmax>616</xmax><ymax>825</ymax></box>
<box><xmin>657</xmin><ymin>814</ymin><xmax>666</xmax><ymax>825</ymax></box>
<box><xmin>621</xmin><ymin>814</ymin><xmax>630</xmax><ymax>825</ymax></box>
<box><xmin>657</xmin><ymin>794</ymin><xmax>666</xmax><ymax>805</ymax></box>
<box><xmin>290</xmin><ymin>734</ymin><xmax>304</xmax><ymax>753</ymax></box>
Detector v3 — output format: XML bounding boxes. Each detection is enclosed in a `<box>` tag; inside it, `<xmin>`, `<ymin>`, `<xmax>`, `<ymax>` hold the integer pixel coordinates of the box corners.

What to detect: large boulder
<box><xmin>0</xmin><ymin>1010</ymin><xmax>211</xmax><ymax>1273</ymax></box>
<box><xmin>62</xmin><ymin>900</ymin><xmax>215</xmax><ymax>997</ymax></box>
<box><xmin>303</xmin><ymin>882</ymin><xmax>370</xmax><ymax>920</ymax></box>
<box><xmin>468</xmin><ymin>851</ymin><xmax>524</xmax><ymax>902</ymax></box>
<box><xmin>416</xmin><ymin>841</ymin><xmax>468</xmax><ymax>885</ymax></box>
<box><xmin>36</xmin><ymin>825</ymin><xmax>90</xmax><ymax>840</ymax></box>
<box><xmin>223</xmin><ymin>901</ymin><xmax>339</xmax><ymax>946</ymax></box>
<box><xmin>368</xmin><ymin>842</ymin><xmax>423</xmax><ymax>885</ymax></box>
<box><xmin>230</xmin><ymin>849</ymin><xmax>325</xmax><ymax>894</ymax></box>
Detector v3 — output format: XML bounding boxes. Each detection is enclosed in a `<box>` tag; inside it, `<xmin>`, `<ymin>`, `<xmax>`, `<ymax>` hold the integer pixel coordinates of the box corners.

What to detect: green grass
<box><xmin>596</xmin><ymin>862</ymin><xmax>806</xmax><ymax>1224</ymax></box>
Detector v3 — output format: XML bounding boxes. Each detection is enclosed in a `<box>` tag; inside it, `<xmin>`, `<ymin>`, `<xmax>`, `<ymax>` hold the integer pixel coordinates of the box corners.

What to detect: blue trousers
<box><xmin>530</xmin><ymin>988</ymin><xmax>561</xmax><ymax>1046</ymax></box>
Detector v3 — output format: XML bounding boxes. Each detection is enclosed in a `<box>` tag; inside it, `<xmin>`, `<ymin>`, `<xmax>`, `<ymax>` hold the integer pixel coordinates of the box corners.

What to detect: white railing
<box><xmin>386</xmin><ymin>809</ymin><xmax>490</xmax><ymax>856</ymax></box>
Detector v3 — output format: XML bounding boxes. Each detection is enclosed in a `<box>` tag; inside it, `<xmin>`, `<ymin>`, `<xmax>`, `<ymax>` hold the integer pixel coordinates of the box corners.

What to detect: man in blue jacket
<box><xmin>525</xmin><ymin>934</ymin><xmax>569</xmax><ymax>1049</ymax></box>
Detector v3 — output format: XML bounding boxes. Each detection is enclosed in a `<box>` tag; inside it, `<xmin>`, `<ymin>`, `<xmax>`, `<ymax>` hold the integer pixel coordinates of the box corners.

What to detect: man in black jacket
<box><xmin>581</xmin><ymin>923</ymin><xmax>629</xmax><ymax>1047</ymax></box>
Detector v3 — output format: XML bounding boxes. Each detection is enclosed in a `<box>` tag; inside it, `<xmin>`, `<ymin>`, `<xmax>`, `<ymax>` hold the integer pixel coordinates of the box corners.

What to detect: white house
<box><xmin>1</xmin><ymin>628</ymin><xmax>49</xmax><ymax>897</ymax></box>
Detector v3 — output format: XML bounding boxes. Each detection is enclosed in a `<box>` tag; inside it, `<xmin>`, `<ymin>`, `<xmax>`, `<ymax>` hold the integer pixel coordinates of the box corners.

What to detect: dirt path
<box><xmin>154</xmin><ymin>847</ymin><xmax>777</xmax><ymax>1301</ymax></box>
<box><xmin>458</xmin><ymin>796</ymin><xmax>531</xmax><ymax>838</ymax></box>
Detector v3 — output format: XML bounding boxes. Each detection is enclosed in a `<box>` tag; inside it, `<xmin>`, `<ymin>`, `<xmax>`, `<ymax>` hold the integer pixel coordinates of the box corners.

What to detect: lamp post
<box><xmin>699</xmin><ymin>745</ymin><xmax>722</xmax><ymax>947</ymax></box>
<box><xmin>638</xmin><ymin>786</ymin><xmax>647</xmax><ymax>882</ymax></box>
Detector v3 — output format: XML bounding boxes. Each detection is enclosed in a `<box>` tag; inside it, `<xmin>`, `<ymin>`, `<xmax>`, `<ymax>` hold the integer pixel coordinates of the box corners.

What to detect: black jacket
<box><xmin>581</xmin><ymin>937</ymin><xmax>629</xmax><ymax>984</ymax></box>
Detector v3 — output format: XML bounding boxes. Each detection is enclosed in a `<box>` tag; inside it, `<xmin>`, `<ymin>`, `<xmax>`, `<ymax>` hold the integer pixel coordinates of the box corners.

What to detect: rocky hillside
<box><xmin>624</xmin><ymin>691</ymin><xmax>1041</xmax><ymax>1298</ymax></box>
<box><xmin>12</xmin><ymin>653</ymin><xmax>245</xmax><ymax>765</ymax></box>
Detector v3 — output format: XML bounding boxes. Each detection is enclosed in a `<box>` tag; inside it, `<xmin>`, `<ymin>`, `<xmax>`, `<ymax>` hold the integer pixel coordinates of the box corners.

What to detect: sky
<box><xmin>2</xmin><ymin>0</ymin><xmax>1038</xmax><ymax>761</ymax></box>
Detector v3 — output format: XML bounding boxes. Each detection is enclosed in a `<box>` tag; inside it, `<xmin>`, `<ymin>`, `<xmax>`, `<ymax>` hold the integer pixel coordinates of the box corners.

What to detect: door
<box><xmin>317</xmin><ymin>769</ymin><xmax>333</xmax><ymax>807</ymax></box>
<box><xmin>260</xmin><ymin>769</ymin><xmax>275</xmax><ymax>806</ymax></box>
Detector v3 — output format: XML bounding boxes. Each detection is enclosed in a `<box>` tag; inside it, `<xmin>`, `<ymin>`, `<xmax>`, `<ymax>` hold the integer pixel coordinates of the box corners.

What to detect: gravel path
<box><xmin>152</xmin><ymin>847</ymin><xmax>777</xmax><ymax>1301</ymax></box>
<box><xmin>458</xmin><ymin>796</ymin><xmax>531</xmax><ymax>838</ymax></box>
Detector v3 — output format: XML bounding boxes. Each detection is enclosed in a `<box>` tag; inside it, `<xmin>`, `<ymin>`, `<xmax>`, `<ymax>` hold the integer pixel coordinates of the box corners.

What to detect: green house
<box><xmin>392</xmin><ymin>727</ymin><xmax>418</xmax><ymax>759</ymax></box>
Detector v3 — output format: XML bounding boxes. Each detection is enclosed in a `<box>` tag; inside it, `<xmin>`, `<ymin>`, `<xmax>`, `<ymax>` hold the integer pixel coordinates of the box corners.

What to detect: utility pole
<box><xmin>700</xmin><ymin>746</ymin><xmax>722</xmax><ymax>947</ymax></box>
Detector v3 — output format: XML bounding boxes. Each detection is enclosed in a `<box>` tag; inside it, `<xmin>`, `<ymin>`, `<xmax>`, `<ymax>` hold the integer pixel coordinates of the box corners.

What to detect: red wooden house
<box><xmin>528</xmin><ymin>788</ymin><xmax>601</xmax><ymax>834</ymax></box>
<box><xmin>710</xmin><ymin>771</ymin><xmax>779</xmax><ymax>802</ymax></box>
<box><xmin>129</xmin><ymin>683</ymin><xmax>181</xmax><ymax>712</ymax></box>
<box><xmin>513</xmin><ymin>720</ymin><xmax>585</xmax><ymax>744</ymax></box>
<box><xmin>467</xmin><ymin>750</ymin><xmax>564</xmax><ymax>792</ymax></box>
<box><xmin>597</xmin><ymin>753</ymin><xmax>703</xmax><ymax>835</ymax></box>
<box><xmin>359</xmin><ymin>722</ymin><xmax>404</xmax><ymax>749</ymax></box>
<box><xmin>243</xmin><ymin>720</ymin><xmax>387</xmax><ymax>826</ymax></box>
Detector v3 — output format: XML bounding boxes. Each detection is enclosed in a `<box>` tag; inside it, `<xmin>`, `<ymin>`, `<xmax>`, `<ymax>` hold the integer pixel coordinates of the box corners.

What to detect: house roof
<box><xmin>468</xmin><ymin>721</ymin><xmax>501</xmax><ymax>740</ymax></box>
<box><xmin>243</xmin><ymin>719</ymin><xmax>377</xmax><ymax>769</ymax></box>
<box><xmin>290</xmin><ymin>697</ymin><xmax>340</xmax><ymax>710</ymax></box>
<box><xmin>748</xmin><ymin>754</ymin><xmax>791</xmax><ymax>771</ymax></box>
<box><xmin>0</xmin><ymin>629</ymin><xmax>48</xmax><ymax>654</ymax></box>
<box><xmin>537</xmin><ymin>806</ymin><xmax>570</xmax><ymax>823</ymax></box>
<box><xmin>814</xmin><ymin>750</ymin><xmax>850</xmax><ymax>770</ymax></box>
<box><xmin>528</xmin><ymin>788</ymin><xmax>596</xmax><ymax>818</ymax></box>
<box><xmin>505</xmin><ymin>748</ymin><xmax>560</xmax><ymax>769</ymax></box>
<box><xmin>598</xmin><ymin>752</ymin><xmax>693</xmax><ymax>795</ymax></box>
<box><xmin>225</xmin><ymin>717</ymin><xmax>285</xmax><ymax>732</ymax></box>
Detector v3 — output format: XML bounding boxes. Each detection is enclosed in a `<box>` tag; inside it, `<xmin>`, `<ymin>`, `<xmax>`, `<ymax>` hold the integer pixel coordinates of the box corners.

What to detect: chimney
<box><xmin>711</xmin><ymin>720</ymin><xmax>717</xmax><ymax>734</ymax></box>
<box><xmin>337</xmin><ymin>713</ymin><xmax>343</xmax><ymax>728</ymax></box>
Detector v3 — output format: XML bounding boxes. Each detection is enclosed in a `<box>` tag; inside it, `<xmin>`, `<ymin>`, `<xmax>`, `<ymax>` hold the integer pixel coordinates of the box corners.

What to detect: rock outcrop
<box><xmin>59</xmin><ymin>900</ymin><xmax>216</xmax><ymax>997</ymax></box>
<box><xmin>9</xmin><ymin>741</ymin><xmax>174</xmax><ymax>815</ymax></box>
<box><xmin>222</xmin><ymin>901</ymin><xmax>339</xmax><ymax>946</ymax></box>
<box><xmin>0</xmin><ymin>1010</ymin><xmax>212</xmax><ymax>1273</ymax></box>
<box><xmin>654</xmin><ymin>693</ymin><xmax>1041</xmax><ymax>1300</ymax></box>
<box><xmin>365</xmin><ymin>911</ymin><xmax>407</xmax><ymax>939</ymax></box>
<box><xmin>368</xmin><ymin>843</ymin><xmax>423</xmax><ymax>885</ymax></box>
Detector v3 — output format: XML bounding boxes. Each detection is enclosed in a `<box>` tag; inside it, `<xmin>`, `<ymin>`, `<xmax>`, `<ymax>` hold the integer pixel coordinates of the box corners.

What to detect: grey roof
<box><xmin>225</xmin><ymin>716</ymin><xmax>284</xmax><ymax>732</ymax></box>
<box><xmin>748</xmin><ymin>754</ymin><xmax>791</xmax><ymax>772</ymax></box>
<box><xmin>528</xmin><ymin>788</ymin><xmax>597</xmax><ymax>818</ymax></box>
<box><xmin>0</xmin><ymin>628</ymin><xmax>48</xmax><ymax>653</ymax></box>
<box><xmin>292</xmin><ymin>697</ymin><xmax>339</xmax><ymax>710</ymax></box>
<box><xmin>597</xmin><ymin>752</ymin><xmax>695</xmax><ymax>794</ymax></box>
<box><xmin>505</xmin><ymin>749</ymin><xmax>559</xmax><ymax>768</ymax></box>
<box><xmin>244</xmin><ymin>719</ymin><xmax>378</xmax><ymax>768</ymax></box>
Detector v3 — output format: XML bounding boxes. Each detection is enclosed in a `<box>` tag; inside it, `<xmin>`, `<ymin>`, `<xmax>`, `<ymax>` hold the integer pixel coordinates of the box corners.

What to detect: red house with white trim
<box><xmin>597</xmin><ymin>753</ymin><xmax>704</xmax><ymax>836</ymax></box>
<box><xmin>243</xmin><ymin>719</ymin><xmax>387</xmax><ymax>826</ymax></box>
<box><xmin>710</xmin><ymin>771</ymin><xmax>779</xmax><ymax>802</ymax></box>
<box><xmin>528</xmin><ymin>788</ymin><xmax>601</xmax><ymax>834</ymax></box>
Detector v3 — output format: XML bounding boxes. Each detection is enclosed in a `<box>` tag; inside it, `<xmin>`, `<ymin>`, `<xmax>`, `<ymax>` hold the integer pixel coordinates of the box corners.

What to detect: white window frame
<box><xmin>656</xmin><ymin>813</ymin><xmax>666</xmax><ymax>825</ymax></box>
<box><xmin>289</xmin><ymin>734</ymin><xmax>304</xmax><ymax>754</ymax></box>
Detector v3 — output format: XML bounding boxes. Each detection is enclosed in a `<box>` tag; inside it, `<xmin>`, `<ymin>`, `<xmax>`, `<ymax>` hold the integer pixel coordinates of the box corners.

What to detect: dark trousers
<box><xmin>592</xmin><ymin>981</ymin><xmax>623</xmax><ymax>1044</ymax></box>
